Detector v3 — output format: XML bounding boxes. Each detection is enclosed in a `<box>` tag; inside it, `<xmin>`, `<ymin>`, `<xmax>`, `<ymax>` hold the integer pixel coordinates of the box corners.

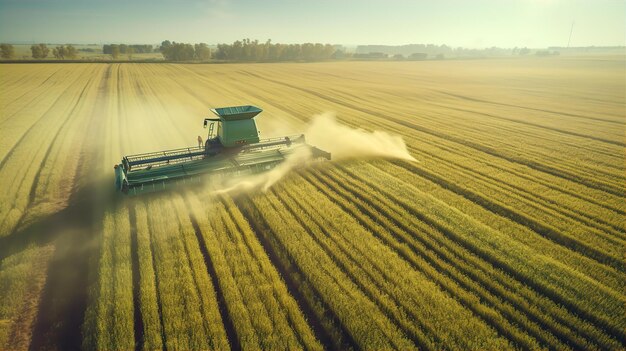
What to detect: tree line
<box><xmin>215</xmin><ymin>39</ymin><xmax>337</xmax><ymax>61</ymax></box>
<box><xmin>0</xmin><ymin>43</ymin><xmax>79</xmax><ymax>59</ymax></box>
<box><xmin>103</xmin><ymin>44</ymin><xmax>153</xmax><ymax>58</ymax></box>
<box><xmin>156</xmin><ymin>39</ymin><xmax>337</xmax><ymax>62</ymax></box>
<box><xmin>158</xmin><ymin>41</ymin><xmax>211</xmax><ymax>61</ymax></box>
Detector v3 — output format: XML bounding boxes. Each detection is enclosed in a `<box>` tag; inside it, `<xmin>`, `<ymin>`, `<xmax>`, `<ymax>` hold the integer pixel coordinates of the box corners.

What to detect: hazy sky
<box><xmin>0</xmin><ymin>0</ymin><xmax>624</xmax><ymax>48</ymax></box>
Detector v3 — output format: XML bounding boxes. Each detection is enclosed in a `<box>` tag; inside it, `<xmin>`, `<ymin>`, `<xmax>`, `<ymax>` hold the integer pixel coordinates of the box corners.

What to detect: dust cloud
<box><xmin>214</xmin><ymin>112</ymin><xmax>415</xmax><ymax>194</ymax></box>
<box><xmin>305</xmin><ymin>112</ymin><xmax>415</xmax><ymax>161</ymax></box>
<box><xmin>215</xmin><ymin>146</ymin><xmax>313</xmax><ymax>194</ymax></box>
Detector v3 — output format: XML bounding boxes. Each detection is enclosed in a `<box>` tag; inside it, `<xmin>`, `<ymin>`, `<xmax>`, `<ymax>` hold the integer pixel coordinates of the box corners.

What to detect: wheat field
<box><xmin>0</xmin><ymin>57</ymin><xmax>624</xmax><ymax>350</ymax></box>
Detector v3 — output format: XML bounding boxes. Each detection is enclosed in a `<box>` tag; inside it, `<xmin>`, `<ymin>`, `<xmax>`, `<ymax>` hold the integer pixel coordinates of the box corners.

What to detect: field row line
<box><xmin>388</xmin><ymin>158</ymin><xmax>625</xmax><ymax>266</ymax></box>
<box><xmin>400</xmin><ymin>140</ymin><xmax>625</xmax><ymax>236</ymax></box>
<box><xmin>225</xmin><ymin>67</ymin><xmax>626</xmax><ymax>213</ymax></box>
<box><xmin>273</xmin><ymin>180</ymin><xmax>517</xmax><ymax>350</ymax></box>
<box><xmin>309</xmin><ymin>166</ymin><xmax>621</xmax><ymax>349</ymax></box>
<box><xmin>0</xmin><ymin>65</ymin><xmax>103</xmax><ymax>236</ymax></box>
<box><xmin>376</xmin><ymin>159</ymin><xmax>625</xmax><ymax>292</ymax></box>
<box><xmin>251</xmin><ymin>190</ymin><xmax>418</xmax><ymax>349</ymax></box>
<box><xmin>333</xmin><ymin>163</ymin><xmax>626</xmax><ymax>344</ymax></box>
<box><xmin>238</xmin><ymin>69</ymin><xmax>625</xmax><ymax>196</ymax></box>
<box><xmin>234</xmin><ymin>195</ymin><xmax>358</xmax><ymax>351</ymax></box>
<box><xmin>312</xmin><ymin>169</ymin><xmax>588</xmax><ymax>347</ymax></box>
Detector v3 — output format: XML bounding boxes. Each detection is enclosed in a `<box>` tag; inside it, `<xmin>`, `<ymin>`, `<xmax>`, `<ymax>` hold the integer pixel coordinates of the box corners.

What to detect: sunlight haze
<box><xmin>0</xmin><ymin>0</ymin><xmax>624</xmax><ymax>47</ymax></box>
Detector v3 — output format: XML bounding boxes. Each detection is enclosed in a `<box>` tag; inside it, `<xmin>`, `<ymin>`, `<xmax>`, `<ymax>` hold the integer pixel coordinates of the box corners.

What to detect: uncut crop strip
<box><xmin>330</xmin><ymin>78</ymin><xmax>624</xmax><ymax>153</ymax></box>
<box><xmin>432</xmin><ymin>107</ymin><xmax>624</xmax><ymax>168</ymax></box>
<box><xmin>382</xmin><ymin>150</ymin><xmax>625</xmax><ymax>268</ymax></box>
<box><xmin>331</xmin><ymin>163</ymin><xmax>626</xmax><ymax>345</ymax></box>
<box><xmin>427</xmin><ymin>95</ymin><xmax>625</xmax><ymax>145</ymax></box>
<box><xmin>393</xmin><ymin>123</ymin><xmax>626</xmax><ymax>214</ymax></box>
<box><xmin>360</xmin><ymin>97</ymin><xmax>624</xmax><ymax>196</ymax></box>
<box><xmin>272</xmin><ymin>180</ymin><xmax>514</xmax><ymax>350</ymax></box>
<box><xmin>393</xmin><ymin>153</ymin><xmax>626</xmax><ymax>247</ymax></box>
<box><xmin>380</xmin><ymin>111</ymin><xmax>623</xmax><ymax>238</ymax></box>
<box><xmin>144</xmin><ymin>198</ymin><xmax>227</xmax><ymax>350</ymax></box>
<box><xmin>365</xmin><ymin>102</ymin><xmax>622</xmax><ymax>221</ymax></box>
<box><xmin>398</xmin><ymin>137</ymin><xmax>626</xmax><ymax>237</ymax></box>
<box><xmin>234</xmin><ymin>196</ymin><xmax>358</xmax><ymax>351</ymax></box>
<box><xmin>131</xmin><ymin>202</ymin><xmax>164</xmax><ymax>351</ymax></box>
<box><xmin>397</xmin><ymin>135</ymin><xmax>626</xmax><ymax>235</ymax></box>
<box><xmin>210</xmin><ymin>64</ymin><xmax>625</xmax><ymax>216</ymax></box>
<box><xmin>237</xmin><ymin>71</ymin><xmax>626</xmax><ymax>252</ymax></box>
<box><xmin>383</xmin><ymin>119</ymin><xmax>626</xmax><ymax>241</ymax></box>
<box><xmin>274</xmin><ymin>93</ymin><xmax>623</xmax><ymax>243</ymax></box>
<box><xmin>388</xmin><ymin>91</ymin><xmax>624</xmax><ymax>152</ymax></box>
<box><xmin>189</xmin><ymin>196</ymin><xmax>293</xmax><ymax>349</ymax></box>
<box><xmin>233</xmin><ymin>64</ymin><xmax>625</xmax><ymax>194</ymax></box>
<box><xmin>306</xmin><ymin>166</ymin><xmax>621</xmax><ymax>350</ymax></box>
<box><xmin>272</xmin><ymin>185</ymin><xmax>439</xmax><ymax>350</ymax></box>
<box><xmin>248</xmin><ymin>191</ymin><xmax>417</xmax><ymax>350</ymax></box>
<box><xmin>302</xmin><ymin>169</ymin><xmax>575</xmax><ymax>349</ymax></box>
<box><xmin>184</xmin><ymin>192</ymin><xmax>322</xmax><ymax>350</ymax></box>
<box><xmin>380</xmin><ymin>159</ymin><xmax>625</xmax><ymax>292</ymax></box>
<box><xmin>82</xmin><ymin>205</ymin><xmax>135</xmax><ymax>350</ymax></box>
<box><xmin>218</xmin><ymin>196</ymin><xmax>323</xmax><ymax>351</ymax></box>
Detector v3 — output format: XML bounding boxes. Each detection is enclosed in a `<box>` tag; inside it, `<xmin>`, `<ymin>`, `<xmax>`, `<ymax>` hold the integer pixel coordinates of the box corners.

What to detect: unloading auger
<box><xmin>114</xmin><ymin>105</ymin><xmax>330</xmax><ymax>195</ymax></box>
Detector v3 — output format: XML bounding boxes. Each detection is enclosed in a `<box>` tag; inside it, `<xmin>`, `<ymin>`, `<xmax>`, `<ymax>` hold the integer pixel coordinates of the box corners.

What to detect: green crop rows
<box><xmin>0</xmin><ymin>58</ymin><xmax>624</xmax><ymax>350</ymax></box>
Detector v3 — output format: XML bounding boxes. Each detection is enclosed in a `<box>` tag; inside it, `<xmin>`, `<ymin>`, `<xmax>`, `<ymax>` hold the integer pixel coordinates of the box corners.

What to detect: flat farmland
<box><xmin>0</xmin><ymin>57</ymin><xmax>624</xmax><ymax>350</ymax></box>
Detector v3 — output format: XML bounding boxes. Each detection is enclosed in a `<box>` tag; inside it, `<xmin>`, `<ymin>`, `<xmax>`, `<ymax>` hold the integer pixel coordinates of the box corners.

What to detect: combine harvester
<box><xmin>114</xmin><ymin>105</ymin><xmax>330</xmax><ymax>195</ymax></box>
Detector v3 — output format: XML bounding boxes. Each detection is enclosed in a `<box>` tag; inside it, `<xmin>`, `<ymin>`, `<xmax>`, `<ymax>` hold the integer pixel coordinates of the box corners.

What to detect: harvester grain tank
<box><xmin>114</xmin><ymin>105</ymin><xmax>330</xmax><ymax>195</ymax></box>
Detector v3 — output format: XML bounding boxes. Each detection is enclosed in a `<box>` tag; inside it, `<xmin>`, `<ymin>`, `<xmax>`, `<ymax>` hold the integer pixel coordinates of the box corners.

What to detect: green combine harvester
<box><xmin>114</xmin><ymin>105</ymin><xmax>330</xmax><ymax>195</ymax></box>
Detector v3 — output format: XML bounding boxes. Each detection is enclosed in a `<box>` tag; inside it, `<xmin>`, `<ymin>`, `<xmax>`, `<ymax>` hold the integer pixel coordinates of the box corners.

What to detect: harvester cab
<box><xmin>114</xmin><ymin>105</ymin><xmax>330</xmax><ymax>195</ymax></box>
<box><xmin>203</xmin><ymin>105</ymin><xmax>262</xmax><ymax>155</ymax></box>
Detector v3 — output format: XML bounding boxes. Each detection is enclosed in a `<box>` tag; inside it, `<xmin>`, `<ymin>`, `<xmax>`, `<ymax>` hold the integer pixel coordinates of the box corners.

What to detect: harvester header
<box><xmin>114</xmin><ymin>105</ymin><xmax>330</xmax><ymax>195</ymax></box>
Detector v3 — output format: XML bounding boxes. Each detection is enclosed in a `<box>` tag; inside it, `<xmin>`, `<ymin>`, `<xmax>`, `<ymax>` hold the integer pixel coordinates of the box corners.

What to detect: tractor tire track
<box><xmin>437</xmin><ymin>90</ymin><xmax>625</xmax><ymax>126</ymax></box>
<box><xmin>0</xmin><ymin>67</ymin><xmax>88</xmax><ymax>170</ymax></box>
<box><xmin>8</xmin><ymin>66</ymin><xmax>101</xmax><ymax>235</ymax></box>
<box><xmin>144</xmin><ymin>203</ymin><xmax>168</xmax><ymax>351</ymax></box>
<box><xmin>0</xmin><ymin>66</ymin><xmax>82</xmax><ymax>127</ymax></box>
<box><xmin>128</xmin><ymin>206</ymin><xmax>145</xmax><ymax>351</ymax></box>
<box><xmin>2</xmin><ymin>65</ymin><xmax>65</xmax><ymax>113</ymax></box>
<box><xmin>27</xmin><ymin>64</ymin><xmax>110</xmax><ymax>351</ymax></box>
